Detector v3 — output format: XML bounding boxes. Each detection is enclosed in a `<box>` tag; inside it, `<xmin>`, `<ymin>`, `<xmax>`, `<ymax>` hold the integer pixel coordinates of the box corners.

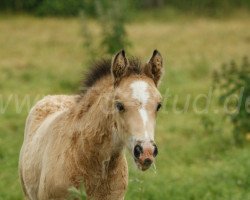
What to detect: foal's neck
<box><xmin>73</xmin><ymin>85</ymin><xmax>124</xmax><ymax>170</ymax></box>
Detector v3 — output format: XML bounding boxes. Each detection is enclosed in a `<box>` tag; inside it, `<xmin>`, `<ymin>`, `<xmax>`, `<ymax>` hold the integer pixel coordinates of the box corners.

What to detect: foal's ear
<box><xmin>144</xmin><ymin>50</ymin><xmax>164</xmax><ymax>86</ymax></box>
<box><xmin>111</xmin><ymin>50</ymin><xmax>129</xmax><ymax>86</ymax></box>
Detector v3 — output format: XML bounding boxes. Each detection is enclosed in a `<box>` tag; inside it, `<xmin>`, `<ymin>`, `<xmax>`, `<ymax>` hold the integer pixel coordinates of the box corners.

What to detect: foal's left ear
<box><xmin>111</xmin><ymin>50</ymin><xmax>129</xmax><ymax>86</ymax></box>
<box><xmin>144</xmin><ymin>50</ymin><xmax>164</xmax><ymax>86</ymax></box>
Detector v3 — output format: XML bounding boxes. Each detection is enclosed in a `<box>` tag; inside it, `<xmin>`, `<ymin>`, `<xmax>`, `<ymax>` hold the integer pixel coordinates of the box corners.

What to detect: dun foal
<box><xmin>19</xmin><ymin>50</ymin><xmax>164</xmax><ymax>199</ymax></box>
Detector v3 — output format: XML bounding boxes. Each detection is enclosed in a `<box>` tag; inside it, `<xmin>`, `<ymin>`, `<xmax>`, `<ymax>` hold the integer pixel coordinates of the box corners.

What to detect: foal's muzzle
<box><xmin>133</xmin><ymin>143</ymin><xmax>158</xmax><ymax>171</ymax></box>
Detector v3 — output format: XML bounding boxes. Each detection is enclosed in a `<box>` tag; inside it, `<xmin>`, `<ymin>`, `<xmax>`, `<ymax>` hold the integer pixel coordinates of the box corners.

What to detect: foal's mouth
<box><xmin>134</xmin><ymin>157</ymin><xmax>154</xmax><ymax>171</ymax></box>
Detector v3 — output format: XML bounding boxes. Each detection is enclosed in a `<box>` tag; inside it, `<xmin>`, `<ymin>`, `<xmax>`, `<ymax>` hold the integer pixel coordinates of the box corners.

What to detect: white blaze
<box><xmin>139</xmin><ymin>108</ymin><xmax>148</xmax><ymax>126</ymax></box>
<box><xmin>130</xmin><ymin>81</ymin><xmax>150</xmax><ymax>139</ymax></box>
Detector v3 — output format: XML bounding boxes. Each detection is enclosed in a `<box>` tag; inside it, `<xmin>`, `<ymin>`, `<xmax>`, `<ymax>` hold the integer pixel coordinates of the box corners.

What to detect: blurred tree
<box><xmin>81</xmin><ymin>0</ymin><xmax>130</xmax><ymax>62</ymax></box>
<box><xmin>213</xmin><ymin>57</ymin><xmax>250</xmax><ymax>146</ymax></box>
<box><xmin>36</xmin><ymin>0</ymin><xmax>84</xmax><ymax>16</ymax></box>
<box><xmin>136</xmin><ymin>0</ymin><xmax>164</xmax><ymax>8</ymax></box>
<box><xmin>1</xmin><ymin>0</ymin><xmax>250</xmax><ymax>16</ymax></box>
<box><xmin>96</xmin><ymin>0</ymin><xmax>130</xmax><ymax>55</ymax></box>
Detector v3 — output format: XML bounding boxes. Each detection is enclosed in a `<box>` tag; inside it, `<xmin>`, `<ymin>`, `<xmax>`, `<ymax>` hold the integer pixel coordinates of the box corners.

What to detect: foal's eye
<box><xmin>156</xmin><ymin>103</ymin><xmax>162</xmax><ymax>112</ymax></box>
<box><xmin>115</xmin><ymin>102</ymin><xmax>125</xmax><ymax>112</ymax></box>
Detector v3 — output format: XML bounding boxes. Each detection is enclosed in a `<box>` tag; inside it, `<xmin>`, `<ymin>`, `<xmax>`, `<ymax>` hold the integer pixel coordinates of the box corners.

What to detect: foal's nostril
<box><xmin>144</xmin><ymin>158</ymin><xmax>152</xmax><ymax>166</ymax></box>
<box><xmin>153</xmin><ymin>144</ymin><xmax>158</xmax><ymax>157</ymax></box>
<box><xmin>134</xmin><ymin>144</ymin><xmax>143</xmax><ymax>158</ymax></box>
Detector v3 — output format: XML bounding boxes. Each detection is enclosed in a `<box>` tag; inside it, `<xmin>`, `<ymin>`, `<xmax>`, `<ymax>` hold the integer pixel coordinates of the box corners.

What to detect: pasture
<box><xmin>0</xmin><ymin>12</ymin><xmax>250</xmax><ymax>199</ymax></box>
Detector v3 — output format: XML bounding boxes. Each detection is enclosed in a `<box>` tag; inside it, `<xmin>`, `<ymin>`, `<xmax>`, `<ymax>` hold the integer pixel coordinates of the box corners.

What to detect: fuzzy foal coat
<box><xmin>19</xmin><ymin>80</ymin><xmax>128</xmax><ymax>199</ymax></box>
<box><xmin>19</xmin><ymin>51</ymin><xmax>163</xmax><ymax>199</ymax></box>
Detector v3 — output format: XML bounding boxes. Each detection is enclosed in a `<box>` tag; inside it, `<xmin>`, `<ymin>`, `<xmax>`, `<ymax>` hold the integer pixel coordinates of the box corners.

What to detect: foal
<box><xmin>19</xmin><ymin>50</ymin><xmax>164</xmax><ymax>199</ymax></box>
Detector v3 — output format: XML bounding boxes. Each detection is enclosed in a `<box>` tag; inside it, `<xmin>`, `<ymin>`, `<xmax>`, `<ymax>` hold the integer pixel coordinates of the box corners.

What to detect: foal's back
<box><xmin>24</xmin><ymin>95</ymin><xmax>76</xmax><ymax>138</ymax></box>
<box><xmin>19</xmin><ymin>95</ymin><xmax>77</xmax><ymax>199</ymax></box>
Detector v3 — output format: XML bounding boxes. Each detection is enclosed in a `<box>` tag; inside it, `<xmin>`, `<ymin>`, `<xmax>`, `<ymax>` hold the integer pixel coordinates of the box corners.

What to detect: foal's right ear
<box><xmin>111</xmin><ymin>50</ymin><xmax>129</xmax><ymax>86</ymax></box>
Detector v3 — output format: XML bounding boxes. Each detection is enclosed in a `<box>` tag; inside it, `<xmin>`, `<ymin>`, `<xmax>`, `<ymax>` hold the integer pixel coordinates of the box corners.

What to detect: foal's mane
<box><xmin>81</xmin><ymin>57</ymin><xmax>142</xmax><ymax>93</ymax></box>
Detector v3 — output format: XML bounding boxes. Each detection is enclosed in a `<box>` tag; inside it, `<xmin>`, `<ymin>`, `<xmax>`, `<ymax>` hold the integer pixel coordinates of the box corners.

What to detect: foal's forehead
<box><xmin>116</xmin><ymin>76</ymin><xmax>161</xmax><ymax>103</ymax></box>
<box><xmin>127</xmin><ymin>78</ymin><xmax>161</xmax><ymax>103</ymax></box>
<box><xmin>130</xmin><ymin>80</ymin><xmax>150</xmax><ymax>104</ymax></box>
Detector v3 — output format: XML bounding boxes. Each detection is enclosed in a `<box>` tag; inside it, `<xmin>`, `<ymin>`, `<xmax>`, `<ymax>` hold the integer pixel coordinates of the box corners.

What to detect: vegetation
<box><xmin>213</xmin><ymin>57</ymin><xmax>250</xmax><ymax>146</ymax></box>
<box><xmin>81</xmin><ymin>0</ymin><xmax>130</xmax><ymax>62</ymax></box>
<box><xmin>0</xmin><ymin>8</ymin><xmax>250</xmax><ymax>200</ymax></box>
<box><xmin>68</xmin><ymin>185</ymin><xmax>86</xmax><ymax>200</ymax></box>
<box><xmin>1</xmin><ymin>0</ymin><xmax>250</xmax><ymax>16</ymax></box>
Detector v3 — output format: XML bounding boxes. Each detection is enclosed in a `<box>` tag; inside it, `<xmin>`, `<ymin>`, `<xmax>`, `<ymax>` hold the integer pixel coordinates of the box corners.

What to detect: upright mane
<box><xmin>81</xmin><ymin>57</ymin><xmax>142</xmax><ymax>93</ymax></box>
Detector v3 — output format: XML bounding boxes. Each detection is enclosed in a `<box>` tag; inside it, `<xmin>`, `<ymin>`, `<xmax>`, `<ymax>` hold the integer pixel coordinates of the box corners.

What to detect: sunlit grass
<box><xmin>0</xmin><ymin>13</ymin><xmax>250</xmax><ymax>199</ymax></box>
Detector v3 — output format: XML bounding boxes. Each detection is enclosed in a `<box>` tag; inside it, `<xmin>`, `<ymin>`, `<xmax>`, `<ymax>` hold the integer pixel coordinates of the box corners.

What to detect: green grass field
<box><xmin>0</xmin><ymin>12</ymin><xmax>250</xmax><ymax>200</ymax></box>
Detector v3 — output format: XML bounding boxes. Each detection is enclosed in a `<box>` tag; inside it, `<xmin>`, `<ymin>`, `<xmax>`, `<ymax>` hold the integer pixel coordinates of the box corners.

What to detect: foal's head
<box><xmin>111</xmin><ymin>50</ymin><xmax>164</xmax><ymax>171</ymax></box>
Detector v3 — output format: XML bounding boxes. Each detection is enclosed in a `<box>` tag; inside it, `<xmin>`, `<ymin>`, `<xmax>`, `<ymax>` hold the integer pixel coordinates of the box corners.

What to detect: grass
<box><xmin>0</xmin><ymin>12</ymin><xmax>250</xmax><ymax>200</ymax></box>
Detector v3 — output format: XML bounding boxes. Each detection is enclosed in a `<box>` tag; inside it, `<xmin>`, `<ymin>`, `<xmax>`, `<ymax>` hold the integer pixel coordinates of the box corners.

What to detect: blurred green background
<box><xmin>0</xmin><ymin>0</ymin><xmax>250</xmax><ymax>200</ymax></box>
